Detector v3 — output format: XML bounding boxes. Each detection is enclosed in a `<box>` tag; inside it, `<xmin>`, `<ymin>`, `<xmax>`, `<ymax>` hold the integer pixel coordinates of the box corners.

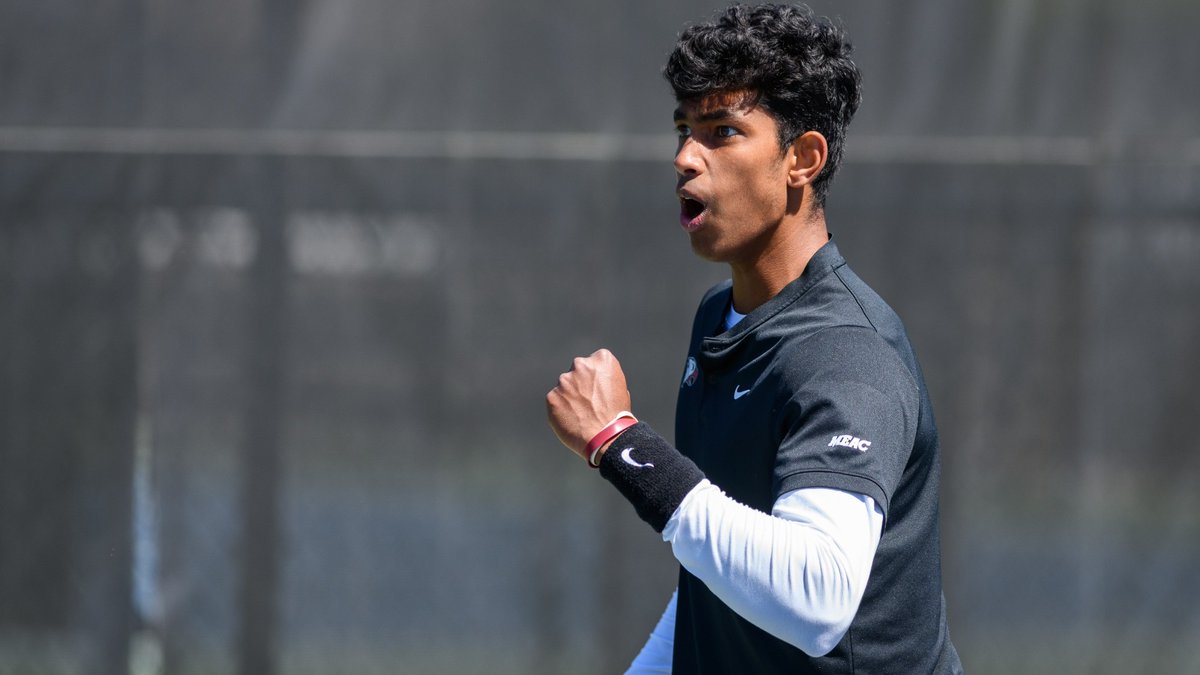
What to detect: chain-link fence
<box><xmin>2</xmin><ymin>1</ymin><xmax>1199</xmax><ymax>673</ymax></box>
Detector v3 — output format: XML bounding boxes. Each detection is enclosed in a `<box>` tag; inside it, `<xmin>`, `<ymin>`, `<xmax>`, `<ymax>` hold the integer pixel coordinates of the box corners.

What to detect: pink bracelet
<box><xmin>585</xmin><ymin>412</ymin><xmax>638</xmax><ymax>468</ymax></box>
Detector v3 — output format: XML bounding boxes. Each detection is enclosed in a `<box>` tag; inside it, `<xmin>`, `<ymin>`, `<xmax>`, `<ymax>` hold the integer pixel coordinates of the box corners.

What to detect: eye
<box><xmin>715</xmin><ymin>125</ymin><xmax>739</xmax><ymax>138</ymax></box>
<box><xmin>675</xmin><ymin>124</ymin><xmax>692</xmax><ymax>139</ymax></box>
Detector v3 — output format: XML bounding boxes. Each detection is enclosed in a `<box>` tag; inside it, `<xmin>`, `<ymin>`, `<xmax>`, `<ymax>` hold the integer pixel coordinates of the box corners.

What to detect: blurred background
<box><xmin>1</xmin><ymin>0</ymin><xmax>1198</xmax><ymax>673</ymax></box>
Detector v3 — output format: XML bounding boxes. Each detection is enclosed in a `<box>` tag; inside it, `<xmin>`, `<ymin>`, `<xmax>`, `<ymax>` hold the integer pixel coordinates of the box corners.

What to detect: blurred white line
<box><xmin>848</xmin><ymin>135</ymin><xmax>1101</xmax><ymax>166</ymax></box>
<box><xmin>0</xmin><ymin>127</ymin><xmax>671</xmax><ymax>161</ymax></box>
<box><xmin>0</xmin><ymin>127</ymin><xmax>1195</xmax><ymax>165</ymax></box>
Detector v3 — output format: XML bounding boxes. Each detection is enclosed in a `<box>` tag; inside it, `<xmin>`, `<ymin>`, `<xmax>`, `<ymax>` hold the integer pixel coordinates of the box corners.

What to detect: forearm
<box><xmin>664</xmin><ymin>481</ymin><xmax>881</xmax><ymax>656</ymax></box>
<box><xmin>626</xmin><ymin>590</ymin><xmax>676</xmax><ymax>674</ymax></box>
<box><xmin>594</xmin><ymin>424</ymin><xmax>881</xmax><ymax>657</ymax></box>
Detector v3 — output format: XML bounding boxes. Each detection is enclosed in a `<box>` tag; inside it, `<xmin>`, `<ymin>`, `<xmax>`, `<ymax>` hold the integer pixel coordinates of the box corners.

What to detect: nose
<box><xmin>674</xmin><ymin>137</ymin><xmax>703</xmax><ymax>176</ymax></box>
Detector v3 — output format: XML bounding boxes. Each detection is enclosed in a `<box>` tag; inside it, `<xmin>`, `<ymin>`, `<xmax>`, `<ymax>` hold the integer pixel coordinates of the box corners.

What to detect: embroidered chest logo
<box><xmin>681</xmin><ymin>356</ymin><xmax>699</xmax><ymax>387</ymax></box>
<box><xmin>829</xmin><ymin>434</ymin><xmax>872</xmax><ymax>452</ymax></box>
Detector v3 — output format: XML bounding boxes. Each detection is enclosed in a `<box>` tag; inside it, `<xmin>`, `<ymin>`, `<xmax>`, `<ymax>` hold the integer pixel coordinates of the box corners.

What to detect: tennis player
<box><xmin>547</xmin><ymin>4</ymin><xmax>963</xmax><ymax>672</ymax></box>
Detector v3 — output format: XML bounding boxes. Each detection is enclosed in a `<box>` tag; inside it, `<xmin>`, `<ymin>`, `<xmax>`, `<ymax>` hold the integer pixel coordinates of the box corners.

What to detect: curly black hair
<box><xmin>664</xmin><ymin>3</ymin><xmax>862</xmax><ymax>206</ymax></box>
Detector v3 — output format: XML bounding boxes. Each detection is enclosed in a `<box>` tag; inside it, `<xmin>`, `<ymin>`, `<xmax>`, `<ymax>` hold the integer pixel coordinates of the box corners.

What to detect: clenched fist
<box><xmin>546</xmin><ymin>349</ymin><xmax>634</xmax><ymax>461</ymax></box>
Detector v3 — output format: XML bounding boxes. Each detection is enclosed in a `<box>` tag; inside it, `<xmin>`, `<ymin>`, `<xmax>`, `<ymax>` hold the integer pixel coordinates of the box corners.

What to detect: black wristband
<box><xmin>597</xmin><ymin>422</ymin><xmax>706</xmax><ymax>533</ymax></box>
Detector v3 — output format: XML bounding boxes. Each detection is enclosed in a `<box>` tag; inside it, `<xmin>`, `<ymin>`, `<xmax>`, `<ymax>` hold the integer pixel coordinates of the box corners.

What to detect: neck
<box><xmin>729</xmin><ymin>207</ymin><xmax>828</xmax><ymax>314</ymax></box>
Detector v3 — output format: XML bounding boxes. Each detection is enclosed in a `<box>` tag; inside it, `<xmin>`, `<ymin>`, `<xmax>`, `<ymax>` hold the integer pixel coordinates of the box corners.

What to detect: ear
<box><xmin>786</xmin><ymin>131</ymin><xmax>828</xmax><ymax>190</ymax></box>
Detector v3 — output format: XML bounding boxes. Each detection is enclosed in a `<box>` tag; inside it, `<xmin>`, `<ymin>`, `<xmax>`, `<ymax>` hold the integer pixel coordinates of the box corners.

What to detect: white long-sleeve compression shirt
<box><xmin>626</xmin><ymin>483</ymin><xmax>884</xmax><ymax>672</ymax></box>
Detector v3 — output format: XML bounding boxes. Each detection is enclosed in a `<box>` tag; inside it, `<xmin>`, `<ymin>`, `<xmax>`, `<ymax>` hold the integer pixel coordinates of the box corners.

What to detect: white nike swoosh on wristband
<box><xmin>620</xmin><ymin>447</ymin><xmax>654</xmax><ymax>469</ymax></box>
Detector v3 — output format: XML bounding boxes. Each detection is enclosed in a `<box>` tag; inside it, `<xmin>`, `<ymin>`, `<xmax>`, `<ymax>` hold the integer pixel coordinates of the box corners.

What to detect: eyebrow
<box><xmin>673</xmin><ymin>107</ymin><xmax>740</xmax><ymax>123</ymax></box>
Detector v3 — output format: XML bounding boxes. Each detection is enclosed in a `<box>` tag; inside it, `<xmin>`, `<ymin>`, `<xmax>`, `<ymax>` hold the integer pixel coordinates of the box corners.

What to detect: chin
<box><xmin>688</xmin><ymin>232</ymin><xmax>731</xmax><ymax>263</ymax></box>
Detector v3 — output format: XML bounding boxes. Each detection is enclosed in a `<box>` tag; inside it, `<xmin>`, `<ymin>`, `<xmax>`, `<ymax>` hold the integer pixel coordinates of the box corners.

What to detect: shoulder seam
<box><xmin>793</xmin><ymin>325</ymin><xmax>920</xmax><ymax>397</ymax></box>
<box><xmin>833</xmin><ymin>266</ymin><xmax>878</xmax><ymax>333</ymax></box>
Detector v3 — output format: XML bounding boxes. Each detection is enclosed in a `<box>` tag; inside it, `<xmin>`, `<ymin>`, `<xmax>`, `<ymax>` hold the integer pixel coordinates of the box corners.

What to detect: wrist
<box><xmin>586</xmin><ymin>411</ymin><xmax>638</xmax><ymax>467</ymax></box>
<box><xmin>590</xmin><ymin>435</ymin><xmax>624</xmax><ymax>467</ymax></box>
<box><xmin>596</xmin><ymin>422</ymin><xmax>706</xmax><ymax>532</ymax></box>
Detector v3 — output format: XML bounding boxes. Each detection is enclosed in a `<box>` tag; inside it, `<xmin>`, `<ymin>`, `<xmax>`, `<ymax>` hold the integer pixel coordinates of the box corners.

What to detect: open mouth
<box><xmin>679</xmin><ymin>196</ymin><xmax>707</xmax><ymax>231</ymax></box>
<box><xmin>681</xmin><ymin>197</ymin><xmax>705</xmax><ymax>220</ymax></box>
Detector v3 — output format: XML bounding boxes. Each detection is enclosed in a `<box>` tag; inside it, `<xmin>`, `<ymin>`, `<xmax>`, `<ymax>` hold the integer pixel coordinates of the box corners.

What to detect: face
<box><xmin>674</xmin><ymin>91</ymin><xmax>792</xmax><ymax>264</ymax></box>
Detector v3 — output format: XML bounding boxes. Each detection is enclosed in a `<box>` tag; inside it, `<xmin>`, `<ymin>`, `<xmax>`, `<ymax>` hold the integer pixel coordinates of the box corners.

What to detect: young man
<box><xmin>546</xmin><ymin>4</ymin><xmax>962</xmax><ymax>673</ymax></box>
